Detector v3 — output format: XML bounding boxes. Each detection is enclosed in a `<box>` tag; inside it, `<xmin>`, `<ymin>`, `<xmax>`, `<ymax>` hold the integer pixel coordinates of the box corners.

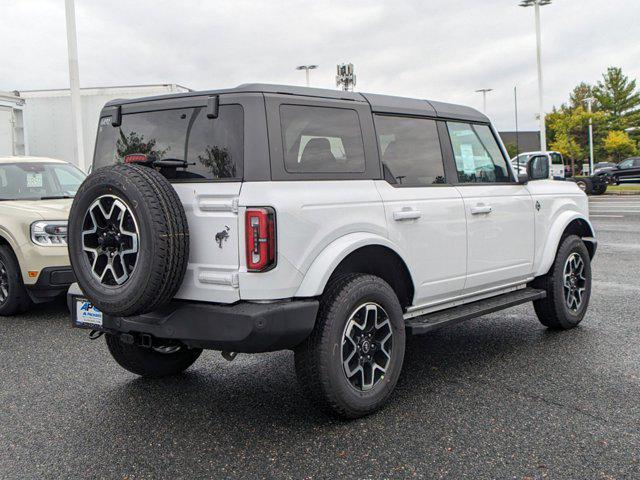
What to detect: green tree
<box><xmin>603</xmin><ymin>130</ymin><xmax>638</xmax><ymax>161</ymax></box>
<box><xmin>197</xmin><ymin>145</ymin><xmax>237</xmax><ymax>179</ymax></box>
<box><xmin>569</xmin><ymin>82</ymin><xmax>598</xmax><ymax>111</ymax></box>
<box><xmin>116</xmin><ymin>130</ymin><xmax>168</xmax><ymax>161</ymax></box>
<box><xmin>593</xmin><ymin>67</ymin><xmax>640</xmax><ymax>130</ymax></box>
<box><xmin>505</xmin><ymin>143</ymin><xmax>519</xmax><ymax>159</ymax></box>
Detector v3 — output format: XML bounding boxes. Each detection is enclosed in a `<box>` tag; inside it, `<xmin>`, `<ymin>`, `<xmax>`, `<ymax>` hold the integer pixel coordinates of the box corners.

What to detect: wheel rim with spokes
<box><xmin>81</xmin><ymin>194</ymin><xmax>139</xmax><ymax>286</ymax></box>
<box><xmin>563</xmin><ymin>252</ymin><xmax>587</xmax><ymax>312</ymax></box>
<box><xmin>341</xmin><ymin>302</ymin><xmax>393</xmax><ymax>391</ymax></box>
<box><xmin>0</xmin><ymin>259</ymin><xmax>8</xmax><ymax>304</ymax></box>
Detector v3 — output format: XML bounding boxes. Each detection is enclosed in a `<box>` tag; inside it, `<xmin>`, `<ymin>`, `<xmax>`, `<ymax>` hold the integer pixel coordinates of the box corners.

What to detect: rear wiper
<box><xmin>153</xmin><ymin>158</ymin><xmax>195</xmax><ymax>169</ymax></box>
<box><xmin>39</xmin><ymin>195</ymin><xmax>74</xmax><ymax>200</ymax></box>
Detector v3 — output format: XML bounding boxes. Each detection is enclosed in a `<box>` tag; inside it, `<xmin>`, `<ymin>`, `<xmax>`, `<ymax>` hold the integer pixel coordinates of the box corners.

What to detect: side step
<box><xmin>405</xmin><ymin>287</ymin><xmax>546</xmax><ymax>335</ymax></box>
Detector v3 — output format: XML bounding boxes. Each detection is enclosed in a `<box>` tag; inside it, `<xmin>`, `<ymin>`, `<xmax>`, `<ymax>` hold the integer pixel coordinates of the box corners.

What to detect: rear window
<box><xmin>280</xmin><ymin>105</ymin><xmax>365</xmax><ymax>173</ymax></box>
<box><xmin>93</xmin><ymin>105</ymin><xmax>243</xmax><ymax>181</ymax></box>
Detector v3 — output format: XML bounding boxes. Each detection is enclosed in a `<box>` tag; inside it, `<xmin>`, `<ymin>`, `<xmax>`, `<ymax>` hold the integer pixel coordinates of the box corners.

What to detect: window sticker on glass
<box><xmin>460</xmin><ymin>144</ymin><xmax>475</xmax><ymax>175</ymax></box>
<box><xmin>26</xmin><ymin>172</ymin><xmax>43</xmax><ymax>188</ymax></box>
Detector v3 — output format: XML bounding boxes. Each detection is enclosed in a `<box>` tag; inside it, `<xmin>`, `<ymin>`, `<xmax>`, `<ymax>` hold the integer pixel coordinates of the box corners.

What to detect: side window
<box><xmin>550</xmin><ymin>152</ymin><xmax>564</xmax><ymax>165</ymax></box>
<box><xmin>618</xmin><ymin>159</ymin><xmax>633</xmax><ymax>169</ymax></box>
<box><xmin>447</xmin><ymin>122</ymin><xmax>512</xmax><ymax>183</ymax></box>
<box><xmin>373</xmin><ymin>115</ymin><xmax>446</xmax><ymax>186</ymax></box>
<box><xmin>280</xmin><ymin>105</ymin><xmax>365</xmax><ymax>173</ymax></box>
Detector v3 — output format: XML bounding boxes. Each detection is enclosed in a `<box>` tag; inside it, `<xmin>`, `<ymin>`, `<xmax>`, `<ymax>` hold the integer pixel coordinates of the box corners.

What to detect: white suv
<box><xmin>67</xmin><ymin>84</ymin><xmax>596</xmax><ymax>418</ymax></box>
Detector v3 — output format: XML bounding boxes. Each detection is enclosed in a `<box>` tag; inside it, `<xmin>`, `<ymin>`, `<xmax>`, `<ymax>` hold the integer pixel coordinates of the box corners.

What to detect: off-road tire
<box><xmin>574</xmin><ymin>177</ymin><xmax>593</xmax><ymax>195</ymax></box>
<box><xmin>591</xmin><ymin>183</ymin><xmax>607</xmax><ymax>195</ymax></box>
<box><xmin>0</xmin><ymin>245</ymin><xmax>32</xmax><ymax>316</ymax></box>
<box><xmin>533</xmin><ymin>235</ymin><xmax>592</xmax><ymax>329</ymax></box>
<box><xmin>294</xmin><ymin>274</ymin><xmax>406</xmax><ymax>419</ymax></box>
<box><xmin>105</xmin><ymin>334</ymin><xmax>202</xmax><ymax>378</ymax></box>
<box><xmin>68</xmin><ymin>164</ymin><xmax>189</xmax><ymax>316</ymax></box>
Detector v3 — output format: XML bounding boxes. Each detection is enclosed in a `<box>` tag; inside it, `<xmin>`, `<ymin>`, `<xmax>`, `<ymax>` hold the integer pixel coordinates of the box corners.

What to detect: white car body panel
<box><xmin>172</xmin><ymin>182</ymin><xmax>242</xmax><ymax>303</ymax></box>
<box><xmin>375</xmin><ymin>180</ymin><xmax>467</xmax><ymax>306</ymax></box>
<box><xmin>524</xmin><ymin>180</ymin><xmax>592</xmax><ymax>276</ymax></box>
<box><xmin>456</xmin><ymin>184</ymin><xmax>535</xmax><ymax>292</ymax></box>
<box><xmin>237</xmin><ymin>180</ymin><xmax>388</xmax><ymax>300</ymax></box>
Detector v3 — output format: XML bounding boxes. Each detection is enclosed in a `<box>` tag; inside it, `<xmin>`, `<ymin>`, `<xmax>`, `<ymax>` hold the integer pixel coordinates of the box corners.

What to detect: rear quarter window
<box><xmin>93</xmin><ymin>104</ymin><xmax>244</xmax><ymax>181</ymax></box>
<box><xmin>279</xmin><ymin>105</ymin><xmax>366</xmax><ymax>174</ymax></box>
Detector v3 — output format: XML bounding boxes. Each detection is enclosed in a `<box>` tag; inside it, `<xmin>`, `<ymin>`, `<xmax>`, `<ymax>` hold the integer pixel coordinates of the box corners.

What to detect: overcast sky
<box><xmin>2</xmin><ymin>0</ymin><xmax>640</xmax><ymax>130</ymax></box>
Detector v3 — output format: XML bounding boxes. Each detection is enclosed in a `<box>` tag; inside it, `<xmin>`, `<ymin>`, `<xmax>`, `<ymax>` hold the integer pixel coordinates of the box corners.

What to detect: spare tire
<box><xmin>68</xmin><ymin>164</ymin><xmax>189</xmax><ymax>316</ymax></box>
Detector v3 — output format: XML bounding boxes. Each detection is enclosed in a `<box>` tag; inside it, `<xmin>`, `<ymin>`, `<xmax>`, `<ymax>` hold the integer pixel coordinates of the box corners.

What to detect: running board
<box><xmin>405</xmin><ymin>287</ymin><xmax>546</xmax><ymax>335</ymax></box>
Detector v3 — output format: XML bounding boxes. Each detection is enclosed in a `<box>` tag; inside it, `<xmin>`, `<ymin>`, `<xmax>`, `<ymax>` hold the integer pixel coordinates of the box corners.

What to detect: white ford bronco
<box><xmin>67</xmin><ymin>84</ymin><xmax>596</xmax><ymax>418</ymax></box>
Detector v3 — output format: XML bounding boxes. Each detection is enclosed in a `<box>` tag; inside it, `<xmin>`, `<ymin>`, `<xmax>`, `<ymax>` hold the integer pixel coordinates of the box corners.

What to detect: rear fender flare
<box><xmin>295</xmin><ymin>232</ymin><xmax>415</xmax><ymax>298</ymax></box>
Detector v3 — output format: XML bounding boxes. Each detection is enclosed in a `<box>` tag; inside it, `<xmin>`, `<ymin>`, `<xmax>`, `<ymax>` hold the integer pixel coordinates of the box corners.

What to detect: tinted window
<box><xmin>447</xmin><ymin>122</ymin><xmax>511</xmax><ymax>183</ymax></box>
<box><xmin>374</xmin><ymin>115</ymin><xmax>445</xmax><ymax>186</ymax></box>
<box><xmin>550</xmin><ymin>152</ymin><xmax>563</xmax><ymax>165</ymax></box>
<box><xmin>93</xmin><ymin>105</ymin><xmax>243</xmax><ymax>181</ymax></box>
<box><xmin>0</xmin><ymin>162</ymin><xmax>86</xmax><ymax>200</ymax></box>
<box><xmin>280</xmin><ymin>105</ymin><xmax>365</xmax><ymax>173</ymax></box>
<box><xmin>618</xmin><ymin>159</ymin><xmax>634</xmax><ymax>169</ymax></box>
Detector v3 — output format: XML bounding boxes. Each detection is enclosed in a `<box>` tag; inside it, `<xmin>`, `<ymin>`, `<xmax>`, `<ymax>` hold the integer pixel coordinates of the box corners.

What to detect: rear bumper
<box><xmin>67</xmin><ymin>284</ymin><xmax>319</xmax><ymax>353</ymax></box>
<box><xmin>26</xmin><ymin>266</ymin><xmax>74</xmax><ymax>303</ymax></box>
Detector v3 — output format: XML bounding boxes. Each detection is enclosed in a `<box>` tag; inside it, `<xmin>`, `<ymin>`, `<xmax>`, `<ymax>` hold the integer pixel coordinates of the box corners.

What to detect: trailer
<box><xmin>18</xmin><ymin>84</ymin><xmax>190</xmax><ymax>169</ymax></box>
<box><xmin>0</xmin><ymin>91</ymin><xmax>28</xmax><ymax>157</ymax></box>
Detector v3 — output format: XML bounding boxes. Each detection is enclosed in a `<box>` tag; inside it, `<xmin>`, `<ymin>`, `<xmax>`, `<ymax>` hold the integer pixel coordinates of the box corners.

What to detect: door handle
<box><xmin>470</xmin><ymin>204</ymin><xmax>492</xmax><ymax>215</ymax></box>
<box><xmin>393</xmin><ymin>208</ymin><xmax>422</xmax><ymax>221</ymax></box>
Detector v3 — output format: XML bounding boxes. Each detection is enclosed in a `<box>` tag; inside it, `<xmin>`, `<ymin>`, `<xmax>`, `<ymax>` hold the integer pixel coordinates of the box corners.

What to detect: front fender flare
<box><xmin>295</xmin><ymin>232</ymin><xmax>415</xmax><ymax>298</ymax></box>
<box><xmin>535</xmin><ymin>212</ymin><xmax>595</xmax><ymax>277</ymax></box>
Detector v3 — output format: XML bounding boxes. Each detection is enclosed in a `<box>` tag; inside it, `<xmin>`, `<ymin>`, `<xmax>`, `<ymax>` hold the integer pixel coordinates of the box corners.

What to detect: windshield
<box><xmin>0</xmin><ymin>162</ymin><xmax>86</xmax><ymax>201</ymax></box>
<box><xmin>511</xmin><ymin>154</ymin><xmax>531</xmax><ymax>165</ymax></box>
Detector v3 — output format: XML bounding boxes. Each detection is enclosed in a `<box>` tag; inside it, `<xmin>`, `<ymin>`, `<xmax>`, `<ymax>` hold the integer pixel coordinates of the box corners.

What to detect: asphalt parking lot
<box><xmin>1</xmin><ymin>195</ymin><xmax>639</xmax><ymax>479</ymax></box>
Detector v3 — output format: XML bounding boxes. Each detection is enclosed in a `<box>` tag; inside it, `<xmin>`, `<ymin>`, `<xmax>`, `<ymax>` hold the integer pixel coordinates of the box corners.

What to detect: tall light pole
<box><xmin>520</xmin><ymin>0</ymin><xmax>551</xmax><ymax>152</ymax></box>
<box><xmin>586</xmin><ymin>97</ymin><xmax>595</xmax><ymax>174</ymax></box>
<box><xmin>64</xmin><ymin>0</ymin><xmax>86</xmax><ymax>171</ymax></box>
<box><xmin>475</xmin><ymin>88</ymin><xmax>493</xmax><ymax>114</ymax></box>
<box><xmin>296</xmin><ymin>65</ymin><xmax>318</xmax><ymax>86</ymax></box>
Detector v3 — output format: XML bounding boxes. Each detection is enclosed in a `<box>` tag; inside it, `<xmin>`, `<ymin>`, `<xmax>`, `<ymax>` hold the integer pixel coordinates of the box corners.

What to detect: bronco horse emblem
<box><xmin>215</xmin><ymin>226</ymin><xmax>230</xmax><ymax>248</ymax></box>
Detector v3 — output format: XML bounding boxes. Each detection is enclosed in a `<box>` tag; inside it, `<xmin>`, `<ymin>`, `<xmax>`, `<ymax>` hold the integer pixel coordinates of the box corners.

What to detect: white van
<box><xmin>511</xmin><ymin>151</ymin><xmax>565</xmax><ymax>179</ymax></box>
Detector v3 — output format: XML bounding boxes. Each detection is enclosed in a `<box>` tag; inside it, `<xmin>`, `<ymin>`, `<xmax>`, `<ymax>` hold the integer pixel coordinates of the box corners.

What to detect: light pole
<box><xmin>475</xmin><ymin>88</ymin><xmax>493</xmax><ymax>114</ymax></box>
<box><xmin>296</xmin><ymin>65</ymin><xmax>318</xmax><ymax>86</ymax></box>
<box><xmin>586</xmin><ymin>97</ymin><xmax>595</xmax><ymax>175</ymax></box>
<box><xmin>64</xmin><ymin>0</ymin><xmax>86</xmax><ymax>171</ymax></box>
<box><xmin>520</xmin><ymin>0</ymin><xmax>551</xmax><ymax>152</ymax></box>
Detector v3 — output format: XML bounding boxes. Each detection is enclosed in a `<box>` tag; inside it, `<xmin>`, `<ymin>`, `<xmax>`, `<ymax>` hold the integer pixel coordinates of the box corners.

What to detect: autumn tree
<box><xmin>603</xmin><ymin>130</ymin><xmax>638</xmax><ymax>162</ymax></box>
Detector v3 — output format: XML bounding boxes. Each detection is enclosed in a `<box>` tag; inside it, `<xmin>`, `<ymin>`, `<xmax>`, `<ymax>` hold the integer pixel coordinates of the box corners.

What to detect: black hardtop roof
<box><xmin>104</xmin><ymin>83</ymin><xmax>489</xmax><ymax>123</ymax></box>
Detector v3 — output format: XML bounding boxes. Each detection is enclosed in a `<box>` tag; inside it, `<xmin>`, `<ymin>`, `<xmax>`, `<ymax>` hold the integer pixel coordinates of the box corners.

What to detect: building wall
<box><xmin>499</xmin><ymin>131</ymin><xmax>541</xmax><ymax>155</ymax></box>
<box><xmin>20</xmin><ymin>84</ymin><xmax>190</xmax><ymax>169</ymax></box>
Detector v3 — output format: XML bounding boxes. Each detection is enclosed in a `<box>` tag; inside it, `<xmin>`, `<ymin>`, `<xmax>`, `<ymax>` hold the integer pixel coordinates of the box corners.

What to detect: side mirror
<box><xmin>527</xmin><ymin>155</ymin><xmax>550</xmax><ymax>180</ymax></box>
<box><xmin>517</xmin><ymin>173</ymin><xmax>529</xmax><ymax>184</ymax></box>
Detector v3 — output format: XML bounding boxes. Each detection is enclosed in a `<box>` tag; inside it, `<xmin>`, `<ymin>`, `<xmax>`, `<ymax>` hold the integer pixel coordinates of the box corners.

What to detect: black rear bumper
<box><xmin>68</xmin><ymin>286</ymin><xmax>319</xmax><ymax>353</ymax></box>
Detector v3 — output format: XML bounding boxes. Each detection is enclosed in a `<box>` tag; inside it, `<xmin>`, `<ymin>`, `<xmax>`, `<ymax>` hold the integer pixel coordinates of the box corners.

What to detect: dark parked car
<box><xmin>593</xmin><ymin>161</ymin><xmax>616</xmax><ymax>173</ymax></box>
<box><xmin>593</xmin><ymin>157</ymin><xmax>640</xmax><ymax>184</ymax></box>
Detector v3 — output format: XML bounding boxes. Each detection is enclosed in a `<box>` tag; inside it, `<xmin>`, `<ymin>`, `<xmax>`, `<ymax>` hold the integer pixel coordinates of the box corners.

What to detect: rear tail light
<box><xmin>245</xmin><ymin>207</ymin><xmax>276</xmax><ymax>272</ymax></box>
